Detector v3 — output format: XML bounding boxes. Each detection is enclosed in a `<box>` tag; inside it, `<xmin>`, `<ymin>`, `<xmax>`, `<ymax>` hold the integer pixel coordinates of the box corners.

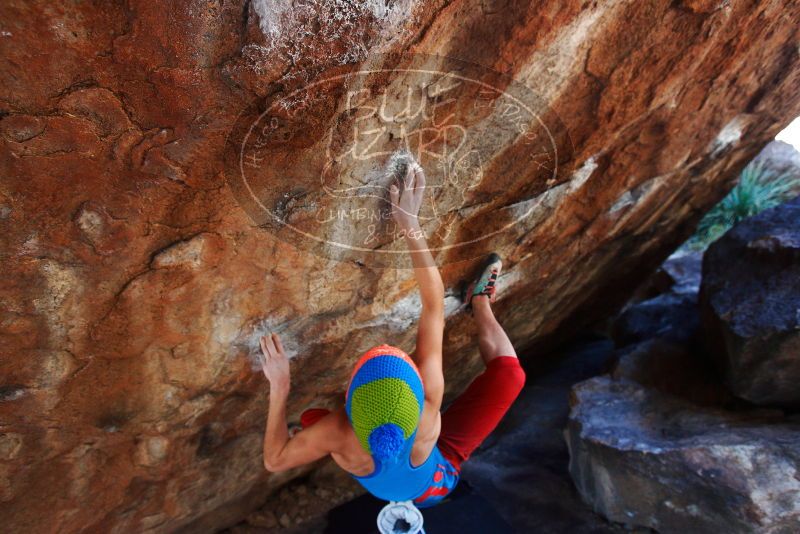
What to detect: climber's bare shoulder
<box><xmin>327</xmin><ymin>406</ymin><xmax>377</xmax><ymax>477</ymax></box>
<box><xmin>326</xmin><ymin>405</ymin><xmax>441</xmax><ymax>476</ymax></box>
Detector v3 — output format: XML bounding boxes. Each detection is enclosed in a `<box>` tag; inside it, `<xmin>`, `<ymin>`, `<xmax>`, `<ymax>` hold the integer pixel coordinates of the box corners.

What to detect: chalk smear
<box><xmin>240</xmin><ymin>317</ymin><xmax>302</xmax><ymax>371</ymax></box>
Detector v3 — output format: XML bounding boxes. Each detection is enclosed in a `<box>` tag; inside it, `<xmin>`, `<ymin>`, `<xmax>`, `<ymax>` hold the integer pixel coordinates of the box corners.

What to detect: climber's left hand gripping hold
<box><xmin>260</xmin><ymin>333</ymin><xmax>290</xmax><ymax>393</ymax></box>
<box><xmin>260</xmin><ymin>332</ymin><xmax>343</xmax><ymax>473</ymax></box>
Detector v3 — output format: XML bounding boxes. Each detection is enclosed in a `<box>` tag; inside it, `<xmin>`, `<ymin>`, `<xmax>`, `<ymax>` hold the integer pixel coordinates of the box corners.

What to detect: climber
<box><xmin>258</xmin><ymin>159</ymin><xmax>526</xmax><ymax>526</ymax></box>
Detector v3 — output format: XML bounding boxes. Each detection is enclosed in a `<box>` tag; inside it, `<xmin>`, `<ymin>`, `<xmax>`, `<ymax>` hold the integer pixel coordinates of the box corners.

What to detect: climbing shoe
<box><xmin>462</xmin><ymin>253</ymin><xmax>502</xmax><ymax>312</ymax></box>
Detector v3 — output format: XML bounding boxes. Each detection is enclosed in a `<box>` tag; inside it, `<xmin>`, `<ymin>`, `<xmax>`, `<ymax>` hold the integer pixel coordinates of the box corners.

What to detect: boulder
<box><xmin>660</xmin><ymin>252</ymin><xmax>704</xmax><ymax>296</ymax></box>
<box><xmin>612</xmin><ymin>338</ymin><xmax>732</xmax><ymax>407</ymax></box>
<box><xmin>566</xmin><ymin>376</ymin><xmax>800</xmax><ymax>533</ymax></box>
<box><xmin>612</xmin><ymin>292</ymin><xmax>699</xmax><ymax>347</ymax></box>
<box><xmin>631</xmin><ymin>251</ymin><xmax>704</xmax><ymax>301</ymax></box>
<box><xmin>701</xmin><ymin>196</ymin><xmax>800</xmax><ymax>407</ymax></box>
<box><xmin>753</xmin><ymin>140</ymin><xmax>800</xmax><ymax>190</ymax></box>
<box><xmin>612</xmin><ymin>251</ymin><xmax>702</xmax><ymax>347</ymax></box>
<box><xmin>2</xmin><ymin>0</ymin><xmax>800</xmax><ymax>531</ymax></box>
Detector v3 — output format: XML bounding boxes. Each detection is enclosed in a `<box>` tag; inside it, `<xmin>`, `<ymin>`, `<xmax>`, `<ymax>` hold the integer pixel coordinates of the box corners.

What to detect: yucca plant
<box><xmin>685</xmin><ymin>161</ymin><xmax>799</xmax><ymax>250</ymax></box>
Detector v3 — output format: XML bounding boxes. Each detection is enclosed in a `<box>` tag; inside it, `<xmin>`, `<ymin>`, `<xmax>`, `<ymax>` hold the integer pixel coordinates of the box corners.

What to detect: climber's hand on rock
<box><xmin>260</xmin><ymin>333</ymin><xmax>290</xmax><ymax>391</ymax></box>
<box><xmin>390</xmin><ymin>163</ymin><xmax>426</xmax><ymax>232</ymax></box>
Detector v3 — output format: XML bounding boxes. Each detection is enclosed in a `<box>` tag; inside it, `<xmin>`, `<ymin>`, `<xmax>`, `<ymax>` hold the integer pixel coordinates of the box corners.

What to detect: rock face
<box><xmin>627</xmin><ymin>250</ymin><xmax>704</xmax><ymax>303</ymax></box>
<box><xmin>566</xmin><ymin>376</ymin><xmax>800</xmax><ymax>534</ymax></box>
<box><xmin>612</xmin><ymin>292</ymin><xmax>699</xmax><ymax>347</ymax></box>
<box><xmin>701</xmin><ymin>196</ymin><xmax>800</xmax><ymax>407</ymax></box>
<box><xmin>2</xmin><ymin>0</ymin><xmax>800</xmax><ymax>532</ymax></box>
<box><xmin>753</xmin><ymin>140</ymin><xmax>800</xmax><ymax>187</ymax></box>
<box><xmin>612</xmin><ymin>250</ymin><xmax>701</xmax><ymax>347</ymax></box>
<box><xmin>611</xmin><ymin>338</ymin><xmax>734</xmax><ymax>407</ymax></box>
<box><xmin>568</xmin><ymin>197</ymin><xmax>800</xmax><ymax>533</ymax></box>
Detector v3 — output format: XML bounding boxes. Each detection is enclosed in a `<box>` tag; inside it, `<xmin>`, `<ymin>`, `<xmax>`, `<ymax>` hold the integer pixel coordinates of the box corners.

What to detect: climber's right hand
<box><xmin>259</xmin><ymin>333</ymin><xmax>290</xmax><ymax>392</ymax></box>
<box><xmin>389</xmin><ymin>163</ymin><xmax>426</xmax><ymax>232</ymax></box>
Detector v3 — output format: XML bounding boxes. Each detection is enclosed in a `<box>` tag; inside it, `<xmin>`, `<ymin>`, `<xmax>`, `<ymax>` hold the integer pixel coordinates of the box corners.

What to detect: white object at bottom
<box><xmin>377</xmin><ymin>500</ymin><xmax>425</xmax><ymax>534</ymax></box>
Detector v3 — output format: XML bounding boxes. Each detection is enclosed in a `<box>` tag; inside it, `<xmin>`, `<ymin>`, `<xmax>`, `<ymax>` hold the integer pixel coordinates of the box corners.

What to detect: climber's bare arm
<box><xmin>259</xmin><ymin>334</ymin><xmax>342</xmax><ymax>472</ymax></box>
<box><xmin>406</xmin><ymin>234</ymin><xmax>445</xmax><ymax>411</ymax></box>
<box><xmin>411</xmin><ymin>243</ymin><xmax>445</xmax><ymax>443</ymax></box>
<box><xmin>390</xmin><ymin>165</ymin><xmax>445</xmax><ymax>415</ymax></box>
<box><xmin>264</xmin><ymin>408</ymin><xmax>343</xmax><ymax>473</ymax></box>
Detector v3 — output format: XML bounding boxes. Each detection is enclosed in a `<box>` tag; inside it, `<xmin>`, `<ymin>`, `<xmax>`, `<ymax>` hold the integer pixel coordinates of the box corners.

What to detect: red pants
<box><xmin>436</xmin><ymin>356</ymin><xmax>526</xmax><ymax>470</ymax></box>
<box><xmin>301</xmin><ymin>356</ymin><xmax>526</xmax><ymax>471</ymax></box>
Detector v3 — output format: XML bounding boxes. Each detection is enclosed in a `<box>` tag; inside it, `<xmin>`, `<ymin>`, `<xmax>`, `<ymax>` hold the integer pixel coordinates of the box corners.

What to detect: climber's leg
<box><xmin>472</xmin><ymin>295</ymin><xmax>516</xmax><ymax>365</ymax></box>
<box><xmin>437</xmin><ymin>296</ymin><xmax>525</xmax><ymax>470</ymax></box>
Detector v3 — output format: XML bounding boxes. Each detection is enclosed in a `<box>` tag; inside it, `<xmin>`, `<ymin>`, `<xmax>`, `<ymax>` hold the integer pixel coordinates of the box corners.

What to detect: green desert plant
<box><xmin>685</xmin><ymin>161</ymin><xmax>799</xmax><ymax>250</ymax></box>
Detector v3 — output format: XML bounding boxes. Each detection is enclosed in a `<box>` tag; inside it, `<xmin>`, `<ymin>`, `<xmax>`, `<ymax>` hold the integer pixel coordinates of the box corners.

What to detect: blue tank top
<box><xmin>351</xmin><ymin>434</ymin><xmax>460</xmax><ymax>508</ymax></box>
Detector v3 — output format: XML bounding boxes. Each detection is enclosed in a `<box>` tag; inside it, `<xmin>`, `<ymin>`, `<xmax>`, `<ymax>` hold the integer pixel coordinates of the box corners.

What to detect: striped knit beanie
<box><xmin>345</xmin><ymin>345</ymin><xmax>425</xmax><ymax>462</ymax></box>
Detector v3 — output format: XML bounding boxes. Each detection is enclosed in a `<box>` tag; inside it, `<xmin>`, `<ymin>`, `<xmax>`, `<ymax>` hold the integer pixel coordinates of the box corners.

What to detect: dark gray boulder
<box><xmin>659</xmin><ymin>251</ymin><xmax>704</xmax><ymax>296</ymax></box>
<box><xmin>612</xmin><ymin>338</ymin><xmax>733</xmax><ymax>407</ymax></box>
<box><xmin>612</xmin><ymin>251</ymin><xmax>702</xmax><ymax>348</ymax></box>
<box><xmin>700</xmin><ymin>196</ymin><xmax>800</xmax><ymax>407</ymax></box>
<box><xmin>612</xmin><ymin>292</ymin><xmax>699</xmax><ymax>348</ymax></box>
<box><xmin>566</xmin><ymin>376</ymin><xmax>800</xmax><ymax>534</ymax></box>
<box><xmin>625</xmin><ymin>251</ymin><xmax>703</xmax><ymax>303</ymax></box>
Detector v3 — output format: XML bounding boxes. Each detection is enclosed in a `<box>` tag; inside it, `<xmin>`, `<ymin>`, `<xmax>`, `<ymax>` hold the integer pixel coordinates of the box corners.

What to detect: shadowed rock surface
<box><xmin>611</xmin><ymin>338</ymin><xmax>734</xmax><ymax>408</ymax></box>
<box><xmin>612</xmin><ymin>250</ymin><xmax>701</xmax><ymax>348</ymax></box>
<box><xmin>566</xmin><ymin>376</ymin><xmax>800</xmax><ymax>534</ymax></box>
<box><xmin>611</xmin><ymin>292</ymin><xmax>699</xmax><ymax>347</ymax></box>
<box><xmin>700</xmin><ymin>196</ymin><xmax>800</xmax><ymax>407</ymax></box>
<box><xmin>627</xmin><ymin>251</ymin><xmax>703</xmax><ymax>303</ymax></box>
<box><xmin>2</xmin><ymin>0</ymin><xmax>800</xmax><ymax>531</ymax></box>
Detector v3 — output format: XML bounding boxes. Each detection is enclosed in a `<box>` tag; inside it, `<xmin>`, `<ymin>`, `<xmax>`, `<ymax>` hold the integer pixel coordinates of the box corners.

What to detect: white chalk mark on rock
<box><xmin>241</xmin><ymin>318</ymin><xmax>302</xmax><ymax>371</ymax></box>
<box><xmin>712</xmin><ymin>115</ymin><xmax>751</xmax><ymax>156</ymax></box>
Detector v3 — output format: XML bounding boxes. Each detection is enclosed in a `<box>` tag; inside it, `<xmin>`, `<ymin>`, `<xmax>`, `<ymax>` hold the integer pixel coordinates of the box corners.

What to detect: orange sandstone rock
<box><xmin>1</xmin><ymin>0</ymin><xmax>799</xmax><ymax>531</ymax></box>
